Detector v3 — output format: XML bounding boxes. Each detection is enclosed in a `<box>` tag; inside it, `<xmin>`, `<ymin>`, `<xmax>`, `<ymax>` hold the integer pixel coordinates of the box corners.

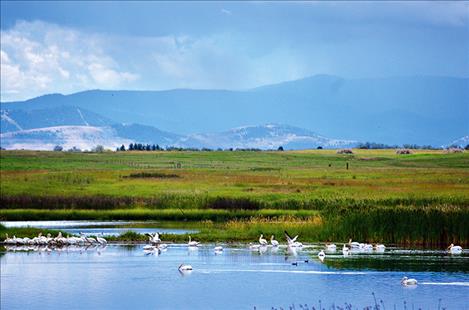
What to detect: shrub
<box><xmin>336</xmin><ymin>149</ymin><xmax>353</xmax><ymax>154</ymax></box>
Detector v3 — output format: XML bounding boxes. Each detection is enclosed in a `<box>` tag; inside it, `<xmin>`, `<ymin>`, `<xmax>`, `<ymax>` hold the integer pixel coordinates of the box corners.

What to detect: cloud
<box><xmin>1</xmin><ymin>21</ymin><xmax>139</xmax><ymax>101</ymax></box>
<box><xmin>221</xmin><ymin>8</ymin><xmax>232</xmax><ymax>16</ymax></box>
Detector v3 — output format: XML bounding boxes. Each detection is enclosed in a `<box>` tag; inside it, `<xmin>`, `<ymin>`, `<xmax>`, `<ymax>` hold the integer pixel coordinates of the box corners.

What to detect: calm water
<box><xmin>1</xmin><ymin>244</ymin><xmax>468</xmax><ymax>310</ymax></box>
<box><xmin>0</xmin><ymin>220</ymin><xmax>198</xmax><ymax>236</ymax></box>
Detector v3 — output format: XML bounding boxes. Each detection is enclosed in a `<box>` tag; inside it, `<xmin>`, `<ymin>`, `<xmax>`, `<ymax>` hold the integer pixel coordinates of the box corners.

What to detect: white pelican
<box><xmin>96</xmin><ymin>234</ymin><xmax>107</xmax><ymax>245</ymax></box>
<box><xmin>178</xmin><ymin>264</ymin><xmax>193</xmax><ymax>271</ymax></box>
<box><xmin>4</xmin><ymin>234</ymin><xmax>14</xmax><ymax>244</ymax></box>
<box><xmin>375</xmin><ymin>244</ymin><xmax>386</xmax><ymax>252</ymax></box>
<box><xmin>342</xmin><ymin>244</ymin><xmax>350</xmax><ymax>256</ymax></box>
<box><xmin>318</xmin><ymin>250</ymin><xmax>326</xmax><ymax>258</ymax></box>
<box><xmin>284</xmin><ymin>231</ymin><xmax>301</xmax><ymax>247</ymax></box>
<box><xmin>270</xmin><ymin>235</ymin><xmax>279</xmax><ymax>247</ymax></box>
<box><xmin>326</xmin><ymin>243</ymin><xmax>337</xmax><ymax>251</ymax></box>
<box><xmin>259</xmin><ymin>234</ymin><xmax>268</xmax><ymax>246</ymax></box>
<box><xmin>362</xmin><ymin>244</ymin><xmax>373</xmax><ymax>251</ymax></box>
<box><xmin>150</xmin><ymin>232</ymin><xmax>162</xmax><ymax>244</ymax></box>
<box><xmin>82</xmin><ymin>233</ymin><xmax>97</xmax><ymax>244</ymax></box>
<box><xmin>348</xmin><ymin>239</ymin><xmax>360</xmax><ymax>249</ymax></box>
<box><xmin>188</xmin><ymin>236</ymin><xmax>199</xmax><ymax>247</ymax></box>
<box><xmin>401</xmin><ymin>276</ymin><xmax>418</xmax><ymax>286</ymax></box>
<box><xmin>447</xmin><ymin>244</ymin><xmax>463</xmax><ymax>254</ymax></box>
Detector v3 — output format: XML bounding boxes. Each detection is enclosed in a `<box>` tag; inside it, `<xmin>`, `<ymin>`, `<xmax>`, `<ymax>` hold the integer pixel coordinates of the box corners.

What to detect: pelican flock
<box><xmin>3</xmin><ymin>231</ymin><xmax>464</xmax><ymax>276</ymax></box>
<box><xmin>2</xmin><ymin>232</ymin><xmax>107</xmax><ymax>252</ymax></box>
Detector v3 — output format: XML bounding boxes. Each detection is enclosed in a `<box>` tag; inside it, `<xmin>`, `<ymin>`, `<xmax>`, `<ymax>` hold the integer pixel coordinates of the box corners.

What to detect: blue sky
<box><xmin>1</xmin><ymin>1</ymin><xmax>468</xmax><ymax>101</ymax></box>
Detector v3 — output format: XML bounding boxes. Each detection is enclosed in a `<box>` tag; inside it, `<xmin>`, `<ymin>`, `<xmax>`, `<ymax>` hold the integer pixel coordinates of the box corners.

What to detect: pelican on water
<box><xmin>284</xmin><ymin>231</ymin><xmax>302</xmax><ymax>247</ymax></box>
<box><xmin>401</xmin><ymin>276</ymin><xmax>418</xmax><ymax>286</ymax></box>
<box><xmin>318</xmin><ymin>250</ymin><xmax>326</xmax><ymax>259</ymax></box>
<box><xmin>342</xmin><ymin>244</ymin><xmax>350</xmax><ymax>256</ymax></box>
<box><xmin>178</xmin><ymin>264</ymin><xmax>193</xmax><ymax>271</ymax></box>
<box><xmin>188</xmin><ymin>236</ymin><xmax>200</xmax><ymax>247</ymax></box>
<box><xmin>325</xmin><ymin>243</ymin><xmax>337</xmax><ymax>251</ymax></box>
<box><xmin>270</xmin><ymin>235</ymin><xmax>279</xmax><ymax>247</ymax></box>
<box><xmin>259</xmin><ymin>234</ymin><xmax>268</xmax><ymax>246</ymax></box>
<box><xmin>96</xmin><ymin>234</ymin><xmax>107</xmax><ymax>245</ymax></box>
<box><xmin>447</xmin><ymin>244</ymin><xmax>463</xmax><ymax>254</ymax></box>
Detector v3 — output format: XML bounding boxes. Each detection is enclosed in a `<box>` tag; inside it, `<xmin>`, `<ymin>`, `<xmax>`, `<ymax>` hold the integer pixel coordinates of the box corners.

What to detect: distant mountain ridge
<box><xmin>0</xmin><ymin>122</ymin><xmax>356</xmax><ymax>151</ymax></box>
<box><xmin>1</xmin><ymin>75</ymin><xmax>468</xmax><ymax>145</ymax></box>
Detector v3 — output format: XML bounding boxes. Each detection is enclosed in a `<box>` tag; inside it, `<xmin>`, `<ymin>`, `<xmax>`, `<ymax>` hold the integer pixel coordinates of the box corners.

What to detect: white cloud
<box><xmin>1</xmin><ymin>21</ymin><xmax>139</xmax><ymax>101</ymax></box>
<box><xmin>221</xmin><ymin>9</ymin><xmax>232</xmax><ymax>16</ymax></box>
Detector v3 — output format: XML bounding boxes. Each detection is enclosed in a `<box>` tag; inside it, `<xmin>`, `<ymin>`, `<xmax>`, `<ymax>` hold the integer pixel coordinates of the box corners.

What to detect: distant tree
<box><xmin>317</xmin><ymin>146</ymin><xmax>323</xmax><ymax>150</ymax></box>
<box><xmin>465</xmin><ymin>144</ymin><xmax>469</xmax><ymax>150</ymax></box>
<box><xmin>151</xmin><ymin>144</ymin><xmax>156</xmax><ymax>151</ymax></box>
<box><xmin>120</xmin><ymin>144</ymin><xmax>126</xmax><ymax>151</ymax></box>
<box><xmin>53</xmin><ymin>145</ymin><xmax>63</xmax><ymax>152</ymax></box>
<box><xmin>128</xmin><ymin>143</ymin><xmax>134</xmax><ymax>151</ymax></box>
<box><xmin>146</xmin><ymin>144</ymin><xmax>151</xmax><ymax>151</ymax></box>
<box><xmin>93</xmin><ymin>145</ymin><xmax>104</xmax><ymax>153</ymax></box>
<box><xmin>68</xmin><ymin>146</ymin><xmax>81</xmax><ymax>152</ymax></box>
<box><xmin>278</xmin><ymin>146</ymin><xmax>284</xmax><ymax>151</ymax></box>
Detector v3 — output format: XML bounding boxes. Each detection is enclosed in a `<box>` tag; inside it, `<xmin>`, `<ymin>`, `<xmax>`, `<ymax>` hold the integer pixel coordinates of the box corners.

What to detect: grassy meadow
<box><xmin>1</xmin><ymin>149</ymin><xmax>468</xmax><ymax>246</ymax></box>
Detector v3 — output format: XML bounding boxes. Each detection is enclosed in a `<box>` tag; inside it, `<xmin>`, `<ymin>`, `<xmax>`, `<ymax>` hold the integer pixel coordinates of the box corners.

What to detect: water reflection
<box><xmin>1</xmin><ymin>244</ymin><xmax>468</xmax><ymax>310</ymax></box>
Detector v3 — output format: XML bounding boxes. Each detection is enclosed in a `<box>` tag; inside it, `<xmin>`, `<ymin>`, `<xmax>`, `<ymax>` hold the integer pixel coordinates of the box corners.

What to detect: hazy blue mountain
<box><xmin>111</xmin><ymin>123</ymin><xmax>182</xmax><ymax>145</ymax></box>
<box><xmin>0</xmin><ymin>126</ymin><xmax>132</xmax><ymax>151</ymax></box>
<box><xmin>1</xmin><ymin>105</ymin><xmax>113</xmax><ymax>133</ymax></box>
<box><xmin>447</xmin><ymin>136</ymin><xmax>469</xmax><ymax>148</ymax></box>
<box><xmin>178</xmin><ymin>124</ymin><xmax>357</xmax><ymax>150</ymax></box>
<box><xmin>2</xmin><ymin>75</ymin><xmax>467</xmax><ymax>145</ymax></box>
<box><xmin>0</xmin><ymin>122</ymin><xmax>355</xmax><ymax>151</ymax></box>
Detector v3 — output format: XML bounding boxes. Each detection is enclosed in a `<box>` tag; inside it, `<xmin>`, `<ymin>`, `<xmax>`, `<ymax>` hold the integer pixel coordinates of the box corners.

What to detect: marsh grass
<box><xmin>1</xmin><ymin>150</ymin><xmax>468</xmax><ymax>246</ymax></box>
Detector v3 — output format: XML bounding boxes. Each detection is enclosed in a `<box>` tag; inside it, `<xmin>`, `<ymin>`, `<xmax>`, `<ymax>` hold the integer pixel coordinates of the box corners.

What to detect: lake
<box><xmin>1</xmin><ymin>243</ymin><xmax>468</xmax><ymax>309</ymax></box>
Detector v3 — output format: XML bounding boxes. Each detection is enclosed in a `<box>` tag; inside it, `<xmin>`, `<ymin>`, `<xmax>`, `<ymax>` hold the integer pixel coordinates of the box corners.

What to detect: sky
<box><xmin>1</xmin><ymin>1</ymin><xmax>468</xmax><ymax>101</ymax></box>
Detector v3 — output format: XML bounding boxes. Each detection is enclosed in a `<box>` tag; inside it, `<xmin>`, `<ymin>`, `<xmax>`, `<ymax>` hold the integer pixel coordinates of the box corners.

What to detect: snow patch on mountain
<box><xmin>0</xmin><ymin>126</ymin><xmax>131</xmax><ymax>151</ymax></box>
<box><xmin>447</xmin><ymin>135</ymin><xmax>469</xmax><ymax>148</ymax></box>
<box><xmin>177</xmin><ymin>124</ymin><xmax>357</xmax><ymax>149</ymax></box>
<box><xmin>1</xmin><ymin>110</ymin><xmax>24</xmax><ymax>131</ymax></box>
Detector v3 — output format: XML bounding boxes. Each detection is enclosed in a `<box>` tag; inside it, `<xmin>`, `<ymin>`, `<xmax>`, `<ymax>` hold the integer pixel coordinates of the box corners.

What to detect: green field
<box><xmin>1</xmin><ymin>149</ymin><xmax>468</xmax><ymax>246</ymax></box>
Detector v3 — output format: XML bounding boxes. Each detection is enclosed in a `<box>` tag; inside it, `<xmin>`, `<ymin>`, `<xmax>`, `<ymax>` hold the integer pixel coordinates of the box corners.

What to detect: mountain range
<box><xmin>0</xmin><ymin>105</ymin><xmax>357</xmax><ymax>150</ymax></box>
<box><xmin>1</xmin><ymin>75</ymin><xmax>467</xmax><ymax>149</ymax></box>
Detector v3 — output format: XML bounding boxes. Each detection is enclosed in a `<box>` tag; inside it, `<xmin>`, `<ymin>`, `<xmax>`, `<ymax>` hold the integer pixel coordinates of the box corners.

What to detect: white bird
<box><xmin>146</xmin><ymin>233</ymin><xmax>161</xmax><ymax>244</ymax></box>
<box><xmin>158</xmin><ymin>244</ymin><xmax>168</xmax><ymax>250</ymax></box>
<box><xmin>178</xmin><ymin>264</ymin><xmax>193</xmax><ymax>271</ymax></box>
<box><xmin>82</xmin><ymin>233</ymin><xmax>96</xmax><ymax>244</ymax></box>
<box><xmin>270</xmin><ymin>235</ymin><xmax>279</xmax><ymax>247</ymax></box>
<box><xmin>96</xmin><ymin>234</ymin><xmax>107</xmax><ymax>245</ymax></box>
<box><xmin>375</xmin><ymin>244</ymin><xmax>386</xmax><ymax>252</ymax></box>
<box><xmin>143</xmin><ymin>245</ymin><xmax>157</xmax><ymax>251</ymax></box>
<box><xmin>447</xmin><ymin>244</ymin><xmax>463</xmax><ymax>254</ymax></box>
<box><xmin>342</xmin><ymin>244</ymin><xmax>350</xmax><ymax>256</ymax></box>
<box><xmin>214</xmin><ymin>246</ymin><xmax>223</xmax><ymax>252</ymax></box>
<box><xmin>401</xmin><ymin>276</ymin><xmax>418</xmax><ymax>286</ymax></box>
<box><xmin>318</xmin><ymin>250</ymin><xmax>326</xmax><ymax>258</ymax></box>
<box><xmin>188</xmin><ymin>236</ymin><xmax>199</xmax><ymax>247</ymax></box>
<box><xmin>4</xmin><ymin>234</ymin><xmax>15</xmax><ymax>244</ymax></box>
<box><xmin>259</xmin><ymin>234</ymin><xmax>268</xmax><ymax>246</ymax></box>
<box><xmin>348</xmin><ymin>239</ymin><xmax>360</xmax><ymax>249</ymax></box>
<box><xmin>284</xmin><ymin>231</ymin><xmax>301</xmax><ymax>247</ymax></box>
<box><xmin>362</xmin><ymin>244</ymin><xmax>373</xmax><ymax>251</ymax></box>
<box><xmin>326</xmin><ymin>243</ymin><xmax>337</xmax><ymax>251</ymax></box>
